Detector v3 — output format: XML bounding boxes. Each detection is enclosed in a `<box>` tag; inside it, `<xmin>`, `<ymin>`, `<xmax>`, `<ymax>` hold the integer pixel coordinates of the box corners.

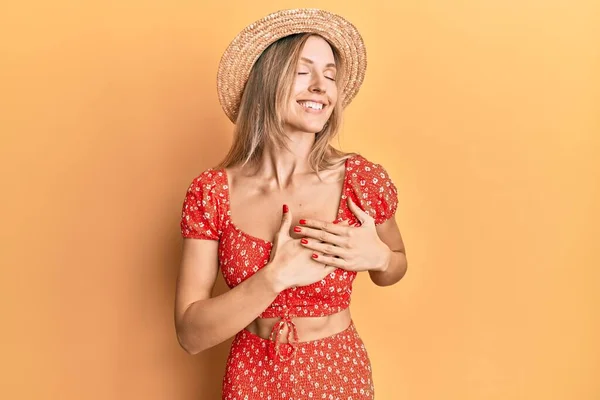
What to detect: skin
<box><xmin>174</xmin><ymin>36</ymin><xmax>407</xmax><ymax>354</ymax></box>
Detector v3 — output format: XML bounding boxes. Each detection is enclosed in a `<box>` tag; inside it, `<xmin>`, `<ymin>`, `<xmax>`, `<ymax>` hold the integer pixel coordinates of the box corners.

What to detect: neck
<box><xmin>255</xmin><ymin>130</ymin><xmax>317</xmax><ymax>189</ymax></box>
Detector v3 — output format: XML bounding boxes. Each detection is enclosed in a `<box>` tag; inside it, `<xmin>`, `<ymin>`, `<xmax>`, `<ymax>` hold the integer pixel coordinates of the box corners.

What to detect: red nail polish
<box><xmin>283</xmin><ymin>204</ymin><xmax>289</xmax><ymax>213</ymax></box>
<box><xmin>299</xmin><ymin>219</ymin><xmax>307</xmax><ymax>225</ymax></box>
<box><xmin>301</xmin><ymin>238</ymin><xmax>308</xmax><ymax>244</ymax></box>
<box><xmin>312</xmin><ymin>253</ymin><xmax>318</xmax><ymax>259</ymax></box>
<box><xmin>293</xmin><ymin>227</ymin><xmax>301</xmax><ymax>233</ymax></box>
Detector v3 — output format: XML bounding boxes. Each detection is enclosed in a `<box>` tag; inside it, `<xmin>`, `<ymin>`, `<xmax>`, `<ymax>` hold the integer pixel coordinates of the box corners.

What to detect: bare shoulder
<box><xmin>316</xmin><ymin>152</ymin><xmax>356</xmax><ymax>183</ymax></box>
<box><xmin>318</xmin><ymin>160</ymin><xmax>345</xmax><ymax>183</ymax></box>
<box><xmin>223</xmin><ymin>163</ymin><xmax>261</xmax><ymax>193</ymax></box>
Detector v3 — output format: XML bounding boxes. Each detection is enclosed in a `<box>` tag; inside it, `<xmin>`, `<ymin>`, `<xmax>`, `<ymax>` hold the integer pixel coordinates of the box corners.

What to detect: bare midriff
<box><xmin>245</xmin><ymin>308</ymin><xmax>352</xmax><ymax>343</ymax></box>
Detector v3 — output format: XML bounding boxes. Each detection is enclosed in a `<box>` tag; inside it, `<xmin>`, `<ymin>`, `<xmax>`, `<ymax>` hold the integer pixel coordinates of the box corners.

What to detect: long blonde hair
<box><xmin>216</xmin><ymin>33</ymin><xmax>355</xmax><ymax>173</ymax></box>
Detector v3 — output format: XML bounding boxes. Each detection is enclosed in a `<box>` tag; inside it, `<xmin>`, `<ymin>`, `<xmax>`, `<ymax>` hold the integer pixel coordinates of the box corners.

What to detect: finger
<box><xmin>301</xmin><ymin>238</ymin><xmax>347</xmax><ymax>258</ymax></box>
<box><xmin>311</xmin><ymin>252</ymin><xmax>349</xmax><ymax>269</ymax></box>
<box><xmin>338</xmin><ymin>219</ymin><xmax>364</xmax><ymax>229</ymax></box>
<box><xmin>278</xmin><ymin>204</ymin><xmax>293</xmax><ymax>236</ymax></box>
<box><xmin>347</xmin><ymin>197</ymin><xmax>374</xmax><ymax>225</ymax></box>
<box><xmin>299</xmin><ymin>218</ymin><xmax>348</xmax><ymax>236</ymax></box>
<box><xmin>339</xmin><ymin>218</ymin><xmax>361</xmax><ymax>228</ymax></box>
<box><xmin>295</xmin><ymin>226</ymin><xmax>346</xmax><ymax>246</ymax></box>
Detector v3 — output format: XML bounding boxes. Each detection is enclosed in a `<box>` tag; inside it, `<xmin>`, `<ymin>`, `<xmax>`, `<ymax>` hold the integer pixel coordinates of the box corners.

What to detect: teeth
<box><xmin>299</xmin><ymin>101</ymin><xmax>324</xmax><ymax>110</ymax></box>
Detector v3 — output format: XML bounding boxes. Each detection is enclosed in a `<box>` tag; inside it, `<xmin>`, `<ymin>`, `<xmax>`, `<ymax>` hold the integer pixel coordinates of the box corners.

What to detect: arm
<box><xmin>174</xmin><ymin>239</ymin><xmax>283</xmax><ymax>355</ymax></box>
<box><xmin>369</xmin><ymin>216</ymin><xmax>408</xmax><ymax>286</ymax></box>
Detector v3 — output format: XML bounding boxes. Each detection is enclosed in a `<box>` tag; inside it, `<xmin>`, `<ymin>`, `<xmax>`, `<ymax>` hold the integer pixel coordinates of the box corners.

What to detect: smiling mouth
<box><xmin>297</xmin><ymin>100</ymin><xmax>326</xmax><ymax>111</ymax></box>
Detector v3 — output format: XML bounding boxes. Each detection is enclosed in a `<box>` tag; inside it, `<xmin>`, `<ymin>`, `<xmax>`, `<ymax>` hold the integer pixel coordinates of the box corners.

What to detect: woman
<box><xmin>175</xmin><ymin>9</ymin><xmax>408</xmax><ymax>399</ymax></box>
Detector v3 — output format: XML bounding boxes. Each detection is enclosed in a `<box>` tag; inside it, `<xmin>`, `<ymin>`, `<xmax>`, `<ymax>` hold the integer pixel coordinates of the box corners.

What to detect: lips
<box><xmin>297</xmin><ymin>100</ymin><xmax>326</xmax><ymax>111</ymax></box>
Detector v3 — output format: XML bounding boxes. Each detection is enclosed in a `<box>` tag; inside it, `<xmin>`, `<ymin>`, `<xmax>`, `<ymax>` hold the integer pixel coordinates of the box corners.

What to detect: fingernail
<box><xmin>293</xmin><ymin>227</ymin><xmax>301</xmax><ymax>233</ymax></box>
<box><xmin>301</xmin><ymin>238</ymin><xmax>308</xmax><ymax>244</ymax></box>
<box><xmin>312</xmin><ymin>253</ymin><xmax>318</xmax><ymax>259</ymax></box>
<box><xmin>299</xmin><ymin>219</ymin><xmax>307</xmax><ymax>225</ymax></box>
<box><xmin>283</xmin><ymin>204</ymin><xmax>289</xmax><ymax>213</ymax></box>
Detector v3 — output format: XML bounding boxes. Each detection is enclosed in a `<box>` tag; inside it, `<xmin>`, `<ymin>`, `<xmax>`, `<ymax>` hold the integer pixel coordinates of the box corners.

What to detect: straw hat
<box><xmin>216</xmin><ymin>8</ymin><xmax>367</xmax><ymax>123</ymax></box>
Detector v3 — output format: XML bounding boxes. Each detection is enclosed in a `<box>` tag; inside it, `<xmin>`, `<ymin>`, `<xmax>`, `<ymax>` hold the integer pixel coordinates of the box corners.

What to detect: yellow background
<box><xmin>1</xmin><ymin>0</ymin><xmax>598</xmax><ymax>399</ymax></box>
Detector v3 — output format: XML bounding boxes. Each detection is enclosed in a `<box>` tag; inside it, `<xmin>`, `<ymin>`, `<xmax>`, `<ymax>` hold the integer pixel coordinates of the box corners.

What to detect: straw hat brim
<box><xmin>216</xmin><ymin>8</ymin><xmax>367</xmax><ymax>123</ymax></box>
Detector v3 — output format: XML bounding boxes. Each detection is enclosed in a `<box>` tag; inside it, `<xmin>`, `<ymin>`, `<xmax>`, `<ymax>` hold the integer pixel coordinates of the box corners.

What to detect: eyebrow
<box><xmin>299</xmin><ymin>57</ymin><xmax>337</xmax><ymax>69</ymax></box>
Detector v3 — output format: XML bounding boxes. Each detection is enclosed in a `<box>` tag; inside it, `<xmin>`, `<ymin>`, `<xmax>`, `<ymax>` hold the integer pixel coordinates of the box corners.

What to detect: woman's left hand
<box><xmin>295</xmin><ymin>198</ymin><xmax>391</xmax><ymax>272</ymax></box>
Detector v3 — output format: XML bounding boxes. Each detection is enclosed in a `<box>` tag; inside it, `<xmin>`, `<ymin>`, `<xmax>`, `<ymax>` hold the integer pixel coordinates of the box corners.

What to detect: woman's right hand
<box><xmin>267</xmin><ymin>205</ymin><xmax>337</xmax><ymax>291</ymax></box>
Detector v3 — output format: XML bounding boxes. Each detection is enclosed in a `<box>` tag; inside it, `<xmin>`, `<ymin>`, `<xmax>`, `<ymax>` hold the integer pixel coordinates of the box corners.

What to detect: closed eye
<box><xmin>298</xmin><ymin>72</ymin><xmax>336</xmax><ymax>81</ymax></box>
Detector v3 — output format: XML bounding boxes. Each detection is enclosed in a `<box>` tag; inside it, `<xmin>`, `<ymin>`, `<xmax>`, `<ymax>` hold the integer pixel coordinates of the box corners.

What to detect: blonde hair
<box><xmin>216</xmin><ymin>33</ymin><xmax>355</xmax><ymax>173</ymax></box>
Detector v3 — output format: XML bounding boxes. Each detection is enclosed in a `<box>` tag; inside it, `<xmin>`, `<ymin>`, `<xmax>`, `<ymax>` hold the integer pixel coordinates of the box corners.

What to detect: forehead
<box><xmin>299</xmin><ymin>35</ymin><xmax>336</xmax><ymax>64</ymax></box>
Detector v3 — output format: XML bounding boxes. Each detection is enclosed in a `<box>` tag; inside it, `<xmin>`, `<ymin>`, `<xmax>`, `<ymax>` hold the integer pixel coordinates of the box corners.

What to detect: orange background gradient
<box><xmin>1</xmin><ymin>0</ymin><xmax>598</xmax><ymax>399</ymax></box>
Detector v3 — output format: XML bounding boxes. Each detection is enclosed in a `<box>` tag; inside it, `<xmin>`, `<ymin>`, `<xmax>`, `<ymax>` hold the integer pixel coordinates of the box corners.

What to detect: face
<box><xmin>283</xmin><ymin>35</ymin><xmax>338</xmax><ymax>134</ymax></box>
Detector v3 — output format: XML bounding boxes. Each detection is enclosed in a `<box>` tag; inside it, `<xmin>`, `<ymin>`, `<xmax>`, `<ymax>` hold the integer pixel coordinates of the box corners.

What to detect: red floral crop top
<box><xmin>180</xmin><ymin>153</ymin><xmax>398</xmax><ymax>359</ymax></box>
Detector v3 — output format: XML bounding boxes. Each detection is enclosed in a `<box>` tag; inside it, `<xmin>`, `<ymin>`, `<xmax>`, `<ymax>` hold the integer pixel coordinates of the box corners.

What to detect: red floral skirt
<box><xmin>222</xmin><ymin>320</ymin><xmax>374</xmax><ymax>399</ymax></box>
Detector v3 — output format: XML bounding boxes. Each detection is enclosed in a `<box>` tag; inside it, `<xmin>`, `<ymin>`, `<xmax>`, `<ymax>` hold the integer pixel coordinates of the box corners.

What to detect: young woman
<box><xmin>175</xmin><ymin>9</ymin><xmax>408</xmax><ymax>399</ymax></box>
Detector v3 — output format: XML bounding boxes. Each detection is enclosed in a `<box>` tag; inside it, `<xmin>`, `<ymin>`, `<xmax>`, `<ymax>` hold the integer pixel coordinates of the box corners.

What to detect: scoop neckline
<box><xmin>220</xmin><ymin>155</ymin><xmax>354</xmax><ymax>246</ymax></box>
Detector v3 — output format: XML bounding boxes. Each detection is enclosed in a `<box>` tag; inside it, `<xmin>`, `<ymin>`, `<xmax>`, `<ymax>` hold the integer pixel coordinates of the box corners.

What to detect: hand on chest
<box><xmin>231</xmin><ymin>184</ymin><xmax>346</xmax><ymax>243</ymax></box>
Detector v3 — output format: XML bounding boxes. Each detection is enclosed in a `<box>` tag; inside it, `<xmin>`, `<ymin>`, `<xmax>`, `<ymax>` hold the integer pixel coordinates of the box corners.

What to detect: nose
<box><xmin>308</xmin><ymin>74</ymin><xmax>327</xmax><ymax>94</ymax></box>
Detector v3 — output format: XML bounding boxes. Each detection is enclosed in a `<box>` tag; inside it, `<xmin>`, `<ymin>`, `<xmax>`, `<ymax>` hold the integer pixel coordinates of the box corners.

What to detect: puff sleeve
<box><xmin>180</xmin><ymin>170</ymin><xmax>222</xmax><ymax>240</ymax></box>
<box><xmin>347</xmin><ymin>155</ymin><xmax>399</xmax><ymax>225</ymax></box>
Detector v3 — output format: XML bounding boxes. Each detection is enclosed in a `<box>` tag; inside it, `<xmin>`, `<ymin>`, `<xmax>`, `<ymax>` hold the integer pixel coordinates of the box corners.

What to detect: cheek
<box><xmin>328</xmin><ymin>88</ymin><xmax>339</xmax><ymax>112</ymax></box>
<box><xmin>291</xmin><ymin>79</ymin><xmax>305</xmax><ymax>96</ymax></box>
<box><xmin>288</xmin><ymin>83</ymin><xmax>304</xmax><ymax>110</ymax></box>
<box><xmin>329</xmin><ymin>85</ymin><xmax>339</xmax><ymax>105</ymax></box>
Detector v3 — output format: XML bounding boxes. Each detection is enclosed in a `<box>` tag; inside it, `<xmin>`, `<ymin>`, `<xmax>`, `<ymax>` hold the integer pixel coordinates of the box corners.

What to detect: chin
<box><xmin>302</xmin><ymin>125</ymin><xmax>326</xmax><ymax>134</ymax></box>
<box><xmin>287</xmin><ymin>119</ymin><xmax>328</xmax><ymax>134</ymax></box>
<box><xmin>308</xmin><ymin>123</ymin><xmax>327</xmax><ymax>133</ymax></box>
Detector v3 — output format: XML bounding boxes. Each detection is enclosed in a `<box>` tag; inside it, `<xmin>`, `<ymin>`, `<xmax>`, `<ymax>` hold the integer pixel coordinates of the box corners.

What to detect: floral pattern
<box><xmin>222</xmin><ymin>321</ymin><xmax>375</xmax><ymax>400</ymax></box>
<box><xmin>180</xmin><ymin>154</ymin><xmax>398</xmax><ymax>398</ymax></box>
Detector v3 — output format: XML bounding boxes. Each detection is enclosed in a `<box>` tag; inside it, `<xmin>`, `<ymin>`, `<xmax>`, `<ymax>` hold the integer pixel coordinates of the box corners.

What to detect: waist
<box><xmin>245</xmin><ymin>308</ymin><xmax>351</xmax><ymax>344</ymax></box>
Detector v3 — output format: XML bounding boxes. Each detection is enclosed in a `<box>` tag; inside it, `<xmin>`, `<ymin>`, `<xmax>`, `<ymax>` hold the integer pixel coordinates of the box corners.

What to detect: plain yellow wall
<box><xmin>1</xmin><ymin>0</ymin><xmax>598</xmax><ymax>399</ymax></box>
